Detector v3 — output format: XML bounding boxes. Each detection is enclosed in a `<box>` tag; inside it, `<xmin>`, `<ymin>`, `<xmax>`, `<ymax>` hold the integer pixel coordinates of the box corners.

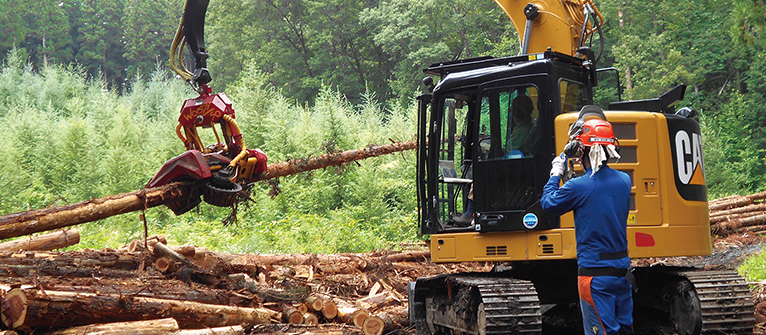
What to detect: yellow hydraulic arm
<box><xmin>494</xmin><ymin>0</ymin><xmax>604</xmax><ymax>57</ymax></box>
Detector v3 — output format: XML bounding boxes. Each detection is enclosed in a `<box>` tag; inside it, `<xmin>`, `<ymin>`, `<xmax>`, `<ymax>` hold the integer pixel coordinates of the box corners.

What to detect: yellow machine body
<box><xmin>430</xmin><ymin>111</ymin><xmax>711</xmax><ymax>263</ymax></box>
<box><xmin>494</xmin><ymin>0</ymin><xmax>603</xmax><ymax>56</ymax></box>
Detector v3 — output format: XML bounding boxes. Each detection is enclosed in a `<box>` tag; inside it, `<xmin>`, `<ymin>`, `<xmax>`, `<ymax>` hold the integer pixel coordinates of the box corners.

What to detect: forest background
<box><xmin>0</xmin><ymin>0</ymin><xmax>764</xmax><ymax>256</ymax></box>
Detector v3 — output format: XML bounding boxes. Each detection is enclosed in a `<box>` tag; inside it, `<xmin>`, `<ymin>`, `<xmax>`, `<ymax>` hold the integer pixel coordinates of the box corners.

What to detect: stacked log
<box><xmin>710</xmin><ymin>191</ymin><xmax>766</xmax><ymax>235</ymax></box>
<box><xmin>0</xmin><ymin>235</ymin><xmax>452</xmax><ymax>335</ymax></box>
<box><xmin>0</xmin><ymin>229</ymin><xmax>80</xmax><ymax>252</ymax></box>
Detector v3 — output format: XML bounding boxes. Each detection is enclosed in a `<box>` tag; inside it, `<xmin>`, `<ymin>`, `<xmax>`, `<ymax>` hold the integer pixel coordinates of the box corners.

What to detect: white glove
<box><xmin>550</xmin><ymin>154</ymin><xmax>566</xmax><ymax>177</ymax></box>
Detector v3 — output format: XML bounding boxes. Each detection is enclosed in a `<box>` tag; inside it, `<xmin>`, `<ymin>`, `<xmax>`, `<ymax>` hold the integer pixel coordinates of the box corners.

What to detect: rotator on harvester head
<box><xmin>147</xmin><ymin>0</ymin><xmax>267</xmax><ymax>215</ymax></box>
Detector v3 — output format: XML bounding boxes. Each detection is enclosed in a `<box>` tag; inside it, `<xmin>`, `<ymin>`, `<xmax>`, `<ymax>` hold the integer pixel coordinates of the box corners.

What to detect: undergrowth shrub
<box><xmin>0</xmin><ymin>57</ymin><xmax>421</xmax><ymax>253</ymax></box>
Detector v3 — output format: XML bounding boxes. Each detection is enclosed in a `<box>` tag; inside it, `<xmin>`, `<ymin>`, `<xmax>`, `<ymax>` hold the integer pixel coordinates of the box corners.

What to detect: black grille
<box><xmin>542</xmin><ymin>244</ymin><xmax>554</xmax><ymax>254</ymax></box>
<box><xmin>486</xmin><ymin>246</ymin><xmax>508</xmax><ymax>256</ymax></box>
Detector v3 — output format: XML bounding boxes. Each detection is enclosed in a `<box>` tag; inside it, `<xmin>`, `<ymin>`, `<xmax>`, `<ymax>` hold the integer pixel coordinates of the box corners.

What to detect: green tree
<box><xmin>123</xmin><ymin>0</ymin><xmax>180</xmax><ymax>80</ymax></box>
<box><xmin>360</xmin><ymin>0</ymin><xmax>510</xmax><ymax>104</ymax></box>
<box><xmin>21</xmin><ymin>1</ymin><xmax>73</xmax><ymax>67</ymax></box>
<box><xmin>76</xmin><ymin>0</ymin><xmax>127</xmax><ymax>85</ymax></box>
<box><xmin>0</xmin><ymin>0</ymin><xmax>27</xmax><ymax>56</ymax></box>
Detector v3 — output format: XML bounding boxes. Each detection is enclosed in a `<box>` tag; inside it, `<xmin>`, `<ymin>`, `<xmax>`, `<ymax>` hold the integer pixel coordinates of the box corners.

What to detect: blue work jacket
<box><xmin>541</xmin><ymin>166</ymin><xmax>631</xmax><ymax>269</ymax></box>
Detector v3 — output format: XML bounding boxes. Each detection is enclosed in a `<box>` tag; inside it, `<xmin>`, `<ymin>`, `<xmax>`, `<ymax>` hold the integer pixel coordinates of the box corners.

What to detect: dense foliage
<box><xmin>0</xmin><ymin>53</ymin><xmax>418</xmax><ymax>252</ymax></box>
<box><xmin>0</xmin><ymin>0</ymin><xmax>765</xmax><ymax>252</ymax></box>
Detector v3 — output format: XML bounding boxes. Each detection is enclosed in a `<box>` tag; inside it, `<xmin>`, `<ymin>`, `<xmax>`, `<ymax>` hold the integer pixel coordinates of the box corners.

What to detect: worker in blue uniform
<box><xmin>541</xmin><ymin>118</ymin><xmax>634</xmax><ymax>335</ymax></box>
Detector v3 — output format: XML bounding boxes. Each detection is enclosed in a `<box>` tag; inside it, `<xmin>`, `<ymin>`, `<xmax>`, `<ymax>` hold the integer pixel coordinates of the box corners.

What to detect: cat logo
<box><xmin>674</xmin><ymin>130</ymin><xmax>705</xmax><ymax>186</ymax></box>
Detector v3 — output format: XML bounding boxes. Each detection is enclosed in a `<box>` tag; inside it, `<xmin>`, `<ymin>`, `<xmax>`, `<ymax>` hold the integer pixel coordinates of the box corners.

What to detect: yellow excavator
<box><xmin>409</xmin><ymin>0</ymin><xmax>754</xmax><ymax>334</ymax></box>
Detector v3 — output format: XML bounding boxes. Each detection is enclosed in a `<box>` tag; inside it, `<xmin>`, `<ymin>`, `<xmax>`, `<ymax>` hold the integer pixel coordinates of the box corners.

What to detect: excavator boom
<box><xmin>494</xmin><ymin>0</ymin><xmax>604</xmax><ymax>56</ymax></box>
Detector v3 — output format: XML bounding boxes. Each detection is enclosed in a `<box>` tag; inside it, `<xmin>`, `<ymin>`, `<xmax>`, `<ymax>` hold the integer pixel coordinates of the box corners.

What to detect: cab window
<box><xmin>560</xmin><ymin>80</ymin><xmax>588</xmax><ymax>114</ymax></box>
<box><xmin>477</xmin><ymin>86</ymin><xmax>539</xmax><ymax>161</ymax></box>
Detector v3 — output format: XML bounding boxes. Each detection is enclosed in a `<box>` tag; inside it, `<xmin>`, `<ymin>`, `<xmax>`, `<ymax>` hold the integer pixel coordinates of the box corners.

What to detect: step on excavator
<box><xmin>147</xmin><ymin>0</ymin><xmax>268</xmax><ymax>215</ymax></box>
<box><xmin>410</xmin><ymin>0</ymin><xmax>755</xmax><ymax>334</ymax></box>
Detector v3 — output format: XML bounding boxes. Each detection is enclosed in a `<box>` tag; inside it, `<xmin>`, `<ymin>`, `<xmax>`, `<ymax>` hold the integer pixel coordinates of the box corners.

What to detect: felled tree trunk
<box><xmin>177</xmin><ymin>326</ymin><xmax>244</xmax><ymax>335</ymax></box>
<box><xmin>36</xmin><ymin>284</ymin><xmax>235</xmax><ymax>306</ymax></box>
<box><xmin>0</xmin><ymin>250</ymin><xmax>142</xmax><ymax>270</ymax></box>
<box><xmin>0</xmin><ymin>141</ymin><xmax>416</xmax><ymax>240</ymax></box>
<box><xmin>0</xmin><ymin>264</ymin><xmax>139</xmax><ymax>278</ymax></box>
<box><xmin>2</xmin><ymin>288</ymin><xmax>275</xmax><ymax>331</ymax></box>
<box><xmin>253</xmin><ymin>141</ymin><xmax>416</xmax><ymax>182</ymax></box>
<box><xmin>0</xmin><ymin>182</ymin><xmax>197</xmax><ymax>240</ymax></box>
<box><xmin>41</xmin><ymin>318</ymin><xmax>180</xmax><ymax>335</ymax></box>
<box><xmin>0</xmin><ymin>229</ymin><xmax>80</xmax><ymax>252</ymax></box>
<box><xmin>230</xmin><ymin>249</ymin><xmax>430</xmax><ymax>274</ymax></box>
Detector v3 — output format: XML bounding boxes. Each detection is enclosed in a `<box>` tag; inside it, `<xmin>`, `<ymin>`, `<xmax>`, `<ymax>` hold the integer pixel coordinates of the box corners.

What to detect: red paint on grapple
<box><xmin>146</xmin><ymin>150</ymin><xmax>212</xmax><ymax>188</ymax></box>
<box><xmin>178</xmin><ymin>92</ymin><xmax>234</xmax><ymax>128</ymax></box>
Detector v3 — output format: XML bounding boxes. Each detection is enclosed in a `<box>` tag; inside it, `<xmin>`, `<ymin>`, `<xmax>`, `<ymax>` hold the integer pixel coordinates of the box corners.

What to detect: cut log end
<box><xmin>362</xmin><ymin>315</ymin><xmax>385</xmax><ymax>335</ymax></box>
<box><xmin>303</xmin><ymin>312</ymin><xmax>319</xmax><ymax>325</ymax></box>
<box><xmin>294</xmin><ymin>303</ymin><xmax>308</xmax><ymax>314</ymax></box>
<box><xmin>321</xmin><ymin>300</ymin><xmax>338</xmax><ymax>319</ymax></box>
<box><xmin>305</xmin><ymin>295</ymin><xmax>323</xmax><ymax>312</ymax></box>
<box><xmin>154</xmin><ymin>257</ymin><xmax>176</xmax><ymax>273</ymax></box>
<box><xmin>1</xmin><ymin>289</ymin><xmax>27</xmax><ymax>329</ymax></box>
<box><xmin>282</xmin><ymin>304</ymin><xmax>304</xmax><ymax>325</ymax></box>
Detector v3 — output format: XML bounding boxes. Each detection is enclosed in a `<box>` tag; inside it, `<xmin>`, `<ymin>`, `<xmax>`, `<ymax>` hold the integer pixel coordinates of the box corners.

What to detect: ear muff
<box><xmin>563</xmin><ymin>139</ymin><xmax>582</xmax><ymax>157</ymax></box>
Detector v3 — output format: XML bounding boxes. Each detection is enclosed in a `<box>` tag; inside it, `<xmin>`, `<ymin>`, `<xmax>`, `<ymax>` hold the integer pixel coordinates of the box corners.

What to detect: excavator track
<box><xmin>683</xmin><ymin>270</ymin><xmax>755</xmax><ymax>334</ymax></box>
<box><xmin>417</xmin><ymin>274</ymin><xmax>542</xmax><ymax>334</ymax></box>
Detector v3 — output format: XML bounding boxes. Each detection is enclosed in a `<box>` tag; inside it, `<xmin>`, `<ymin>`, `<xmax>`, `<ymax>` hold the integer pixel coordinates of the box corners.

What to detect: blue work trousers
<box><xmin>578</xmin><ymin>275</ymin><xmax>633</xmax><ymax>335</ymax></box>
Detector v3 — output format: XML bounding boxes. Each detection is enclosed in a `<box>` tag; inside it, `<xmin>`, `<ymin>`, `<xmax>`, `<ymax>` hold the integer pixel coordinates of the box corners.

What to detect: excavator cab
<box><xmin>417</xmin><ymin>51</ymin><xmax>591</xmax><ymax>235</ymax></box>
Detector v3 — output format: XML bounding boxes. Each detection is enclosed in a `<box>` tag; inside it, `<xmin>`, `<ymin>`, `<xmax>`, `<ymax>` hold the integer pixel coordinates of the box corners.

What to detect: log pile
<box><xmin>710</xmin><ymin>191</ymin><xmax>766</xmax><ymax>235</ymax></box>
<box><xmin>0</xmin><ymin>236</ymin><xmax>486</xmax><ymax>335</ymax></box>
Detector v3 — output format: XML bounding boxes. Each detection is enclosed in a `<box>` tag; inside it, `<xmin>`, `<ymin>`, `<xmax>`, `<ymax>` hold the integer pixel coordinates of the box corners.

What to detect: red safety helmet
<box><xmin>578</xmin><ymin>119</ymin><xmax>616</xmax><ymax>147</ymax></box>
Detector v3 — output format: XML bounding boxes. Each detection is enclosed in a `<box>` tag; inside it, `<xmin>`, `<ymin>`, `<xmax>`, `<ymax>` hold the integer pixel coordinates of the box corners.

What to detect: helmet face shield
<box><xmin>578</xmin><ymin>119</ymin><xmax>615</xmax><ymax>147</ymax></box>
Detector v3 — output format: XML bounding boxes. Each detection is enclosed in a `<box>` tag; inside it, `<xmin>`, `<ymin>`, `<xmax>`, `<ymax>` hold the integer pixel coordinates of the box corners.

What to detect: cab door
<box><xmin>471</xmin><ymin>80</ymin><xmax>557</xmax><ymax>232</ymax></box>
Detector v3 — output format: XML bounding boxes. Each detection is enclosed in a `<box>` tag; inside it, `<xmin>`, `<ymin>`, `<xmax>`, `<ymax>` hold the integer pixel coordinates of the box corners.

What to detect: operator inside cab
<box><xmin>478</xmin><ymin>86</ymin><xmax>540</xmax><ymax>160</ymax></box>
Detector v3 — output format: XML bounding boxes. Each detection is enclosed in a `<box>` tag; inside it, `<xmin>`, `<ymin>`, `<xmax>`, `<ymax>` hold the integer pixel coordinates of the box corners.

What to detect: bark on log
<box><xmin>41</xmin><ymin>318</ymin><xmax>180</xmax><ymax>335</ymax></box>
<box><xmin>154</xmin><ymin>242</ymin><xmax>224</xmax><ymax>286</ymax></box>
<box><xmin>710</xmin><ymin>203</ymin><xmax>766</xmax><ymax>218</ymax></box>
<box><xmin>709</xmin><ymin>197</ymin><xmax>756</xmax><ymax>211</ymax></box>
<box><xmin>714</xmin><ymin>213</ymin><xmax>766</xmax><ymax>232</ymax></box>
<box><xmin>121</xmin><ymin>235</ymin><xmax>167</xmax><ymax>253</ymax></box>
<box><xmin>0</xmin><ymin>141</ymin><xmax>416</xmax><ymax>240</ymax></box>
<box><xmin>0</xmin><ymin>229</ymin><xmax>80</xmax><ymax>252</ymax></box>
<box><xmin>0</xmin><ymin>264</ymin><xmax>140</xmax><ymax>278</ymax></box>
<box><xmin>710</xmin><ymin>209</ymin><xmax>766</xmax><ymax>224</ymax></box>
<box><xmin>2</xmin><ymin>288</ymin><xmax>275</xmax><ymax>331</ymax></box>
<box><xmin>0</xmin><ymin>182</ymin><xmax>197</xmax><ymax>240</ymax></box>
<box><xmin>36</xmin><ymin>284</ymin><xmax>235</xmax><ymax>306</ymax></box>
<box><xmin>230</xmin><ymin>250</ymin><xmax>431</xmax><ymax>274</ymax></box>
<box><xmin>381</xmin><ymin>250</ymin><xmax>430</xmax><ymax>263</ymax></box>
<box><xmin>253</xmin><ymin>141</ymin><xmax>416</xmax><ymax>182</ymax></box>
<box><xmin>177</xmin><ymin>326</ymin><xmax>244</xmax><ymax>335</ymax></box>
<box><xmin>0</xmin><ymin>250</ymin><xmax>143</xmax><ymax>270</ymax></box>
